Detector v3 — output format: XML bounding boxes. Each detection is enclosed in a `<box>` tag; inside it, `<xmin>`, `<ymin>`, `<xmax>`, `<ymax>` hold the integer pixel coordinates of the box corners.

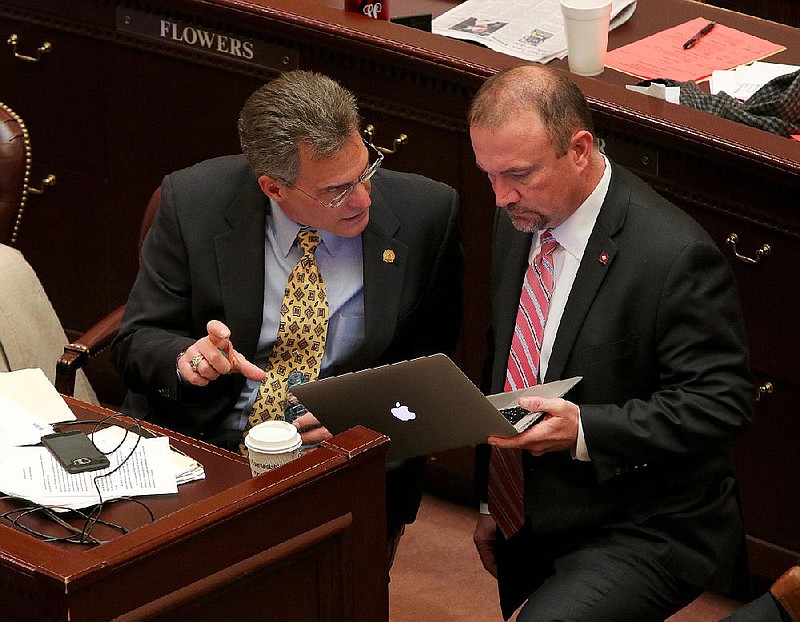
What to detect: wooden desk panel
<box><xmin>0</xmin><ymin>397</ymin><xmax>390</xmax><ymax>621</ymax></box>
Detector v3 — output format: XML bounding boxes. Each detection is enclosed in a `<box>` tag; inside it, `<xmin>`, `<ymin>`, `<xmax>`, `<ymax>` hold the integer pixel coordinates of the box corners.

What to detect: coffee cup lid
<box><xmin>245</xmin><ymin>420</ymin><xmax>301</xmax><ymax>454</ymax></box>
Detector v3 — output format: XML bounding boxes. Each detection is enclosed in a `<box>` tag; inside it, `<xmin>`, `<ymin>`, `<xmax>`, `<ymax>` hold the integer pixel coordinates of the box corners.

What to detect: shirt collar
<box><xmin>549</xmin><ymin>154</ymin><xmax>611</xmax><ymax>259</ymax></box>
<box><xmin>268</xmin><ymin>198</ymin><xmax>346</xmax><ymax>257</ymax></box>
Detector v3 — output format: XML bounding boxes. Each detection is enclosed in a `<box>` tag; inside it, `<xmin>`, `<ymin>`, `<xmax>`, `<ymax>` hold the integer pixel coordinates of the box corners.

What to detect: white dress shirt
<box><xmin>536</xmin><ymin>155</ymin><xmax>610</xmax><ymax>461</ymax></box>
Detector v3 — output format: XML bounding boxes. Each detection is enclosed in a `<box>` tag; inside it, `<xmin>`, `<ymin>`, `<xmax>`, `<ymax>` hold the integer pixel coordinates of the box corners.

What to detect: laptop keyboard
<box><xmin>499</xmin><ymin>406</ymin><xmax>545</xmax><ymax>432</ymax></box>
<box><xmin>499</xmin><ymin>406</ymin><xmax>531</xmax><ymax>424</ymax></box>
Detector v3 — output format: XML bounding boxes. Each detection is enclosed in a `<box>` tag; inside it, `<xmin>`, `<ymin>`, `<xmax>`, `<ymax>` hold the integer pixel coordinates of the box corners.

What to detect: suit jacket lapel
<box><xmin>544</xmin><ymin>165</ymin><xmax>628</xmax><ymax>382</ymax></box>
<box><xmin>344</xmin><ymin>182</ymin><xmax>408</xmax><ymax>371</ymax></box>
<box><xmin>215</xmin><ymin>182</ymin><xmax>268</xmax><ymax>360</ymax></box>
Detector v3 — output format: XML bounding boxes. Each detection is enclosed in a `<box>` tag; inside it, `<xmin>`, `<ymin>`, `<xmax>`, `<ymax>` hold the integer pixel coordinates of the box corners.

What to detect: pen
<box><xmin>683</xmin><ymin>21</ymin><xmax>716</xmax><ymax>50</ymax></box>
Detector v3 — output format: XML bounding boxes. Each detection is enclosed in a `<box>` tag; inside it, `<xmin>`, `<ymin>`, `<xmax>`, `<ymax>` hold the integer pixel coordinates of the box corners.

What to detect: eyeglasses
<box><xmin>286</xmin><ymin>140</ymin><xmax>384</xmax><ymax>210</ymax></box>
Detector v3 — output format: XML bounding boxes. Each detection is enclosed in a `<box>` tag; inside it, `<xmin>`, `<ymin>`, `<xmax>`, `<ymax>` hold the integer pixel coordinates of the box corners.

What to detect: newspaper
<box><xmin>432</xmin><ymin>0</ymin><xmax>637</xmax><ymax>64</ymax></box>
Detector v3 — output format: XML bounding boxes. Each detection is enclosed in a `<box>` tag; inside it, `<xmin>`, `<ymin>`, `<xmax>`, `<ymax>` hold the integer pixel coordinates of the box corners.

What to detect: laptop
<box><xmin>288</xmin><ymin>353</ymin><xmax>581</xmax><ymax>462</ymax></box>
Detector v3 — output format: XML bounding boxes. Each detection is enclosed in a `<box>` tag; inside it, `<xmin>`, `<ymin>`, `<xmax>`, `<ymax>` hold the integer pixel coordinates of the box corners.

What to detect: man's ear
<box><xmin>570</xmin><ymin>130</ymin><xmax>594</xmax><ymax>169</ymax></box>
<box><xmin>258</xmin><ymin>174</ymin><xmax>285</xmax><ymax>201</ymax></box>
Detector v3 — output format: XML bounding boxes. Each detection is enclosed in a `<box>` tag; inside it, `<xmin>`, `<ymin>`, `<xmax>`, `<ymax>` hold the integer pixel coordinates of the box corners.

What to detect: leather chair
<box><xmin>55</xmin><ymin>187</ymin><xmax>161</xmax><ymax>397</ymax></box>
<box><xmin>0</xmin><ymin>102</ymin><xmax>97</xmax><ymax>403</ymax></box>
<box><xmin>0</xmin><ymin>101</ymin><xmax>29</xmax><ymax>245</ymax></box>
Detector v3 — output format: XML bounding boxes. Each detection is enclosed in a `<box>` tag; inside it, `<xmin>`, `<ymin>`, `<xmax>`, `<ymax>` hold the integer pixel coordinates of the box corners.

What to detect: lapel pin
<box><xmin>383</xmin><ymin>249</ymin><xmax>396</xmax><ymax>264</ymax></box>
<box><xmin>599</xmin><ymin>252</ymin><xmax>609</xmax><ymax>265</ymax></box>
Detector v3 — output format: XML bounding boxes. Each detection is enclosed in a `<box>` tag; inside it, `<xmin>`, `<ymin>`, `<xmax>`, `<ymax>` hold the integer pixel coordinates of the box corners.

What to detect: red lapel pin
<box><xmin>599</xmin><ymin>252</ymin><xmax>609</xmax><ymax>265</ymax></box>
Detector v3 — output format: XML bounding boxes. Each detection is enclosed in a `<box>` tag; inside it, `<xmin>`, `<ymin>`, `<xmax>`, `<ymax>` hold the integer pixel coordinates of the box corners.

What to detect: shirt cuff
<box><xmin>574</xmin><ymin>406</ymin><xmax>591</xmax><ymax>461</ymax></box>
<box><xmin>479</xmin><ymin>501</ymin><xmax>491</xmax><ymax>515</ymax></box>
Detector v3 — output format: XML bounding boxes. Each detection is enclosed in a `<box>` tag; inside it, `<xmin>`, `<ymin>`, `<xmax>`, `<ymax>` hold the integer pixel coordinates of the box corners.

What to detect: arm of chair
<box><xmin>55</xmin><ymin>305</ymin><xmax>126</xmax><ymax>396</ymax></box>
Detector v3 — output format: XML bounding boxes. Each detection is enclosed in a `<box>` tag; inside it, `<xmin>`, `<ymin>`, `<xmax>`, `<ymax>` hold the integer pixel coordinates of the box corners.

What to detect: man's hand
<box><xmin>489</xmin><ymin>397</ymin><xmax>579</xmax><ymax>456</ymax></box>
<box><xmin>292</xmin><ymin>412</ymin><xmax>333</xmax><ymax>448</ymax></box>
<box><xmin>178</xmin><ymin>320</ymin><xmax>265</xmax><ymax>386</ymax></box>
<box><xmin>474</xmin><ymin>513</ymin><xmax>499</xmax><ymax>577</ymax></box>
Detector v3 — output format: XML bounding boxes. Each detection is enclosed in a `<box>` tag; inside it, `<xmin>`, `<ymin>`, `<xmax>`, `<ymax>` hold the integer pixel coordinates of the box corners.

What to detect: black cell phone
<box><xmin>41</xmin><ymin>431</ymin><xmax>110</xmax><ymax>474</ymax></box>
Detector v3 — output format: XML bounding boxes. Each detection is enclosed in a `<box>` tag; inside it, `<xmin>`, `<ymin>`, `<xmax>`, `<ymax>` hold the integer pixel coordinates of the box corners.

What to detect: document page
<box><xmin>0</xmin><ymin>368</ymin><xmax>76</xmax><ymax>424</ymax></box>
<box><xmin>0</xmin><ymin>393</ymin><xmax>55</xmax><ymax>447</ymax></box>
<box><xmin>432</xmin><ymin>0</ymin><xmax>636</xmax><ymax>64</ymax></box>
<box><xmin>604</xmin><ymin>17</ymin><xmax>786</xmax><ymax>82</ymax></box>
<box><xmin>0</xmin><ymin>429</ymin><xmax>178</xmax><ymax>510</ymax></box>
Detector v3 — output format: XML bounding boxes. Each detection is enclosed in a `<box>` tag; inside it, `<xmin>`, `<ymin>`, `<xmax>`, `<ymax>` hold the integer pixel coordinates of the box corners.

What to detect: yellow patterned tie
<box><xmin>240</xmin><ymin>229</ymin><xmax>328</xmax><ymax>454</ymax></box>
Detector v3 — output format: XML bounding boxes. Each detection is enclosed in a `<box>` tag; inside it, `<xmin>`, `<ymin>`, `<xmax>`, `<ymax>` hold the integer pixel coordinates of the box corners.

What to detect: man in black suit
<box><xmin>469</xmin><ymin>65</ymin><xmax>755</xmax><ymax>620</ymax></box>
<box><xmin>112</xmin><ymin>70</ymin><xmax>462</xmax><ymax>561</ymax></box>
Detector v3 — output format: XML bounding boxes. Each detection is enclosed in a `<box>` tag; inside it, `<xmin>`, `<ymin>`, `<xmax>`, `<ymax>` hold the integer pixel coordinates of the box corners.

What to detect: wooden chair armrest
<box><xmin>56</xmin><ymin>305</ymin><xmax>126</xmax><ymax>396</ymax></box>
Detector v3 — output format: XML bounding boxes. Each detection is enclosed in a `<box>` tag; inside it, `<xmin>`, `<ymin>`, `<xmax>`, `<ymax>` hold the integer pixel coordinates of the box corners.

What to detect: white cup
<box><xmin>244</xmin><ymin>420</ymin><xmax>302</xmax><ymax>476</ymax></box>
<box><xmin>560</xmin><ymin>0</ymin><xmax>612</xmax><ymax>77</ymax></box>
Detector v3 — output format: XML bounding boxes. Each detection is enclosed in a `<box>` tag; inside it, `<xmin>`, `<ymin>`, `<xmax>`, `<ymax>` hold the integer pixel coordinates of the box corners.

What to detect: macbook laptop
<box><xmin>289</xmin><ymin>353</ymin><xmax>581</xmax><ymax>462</ymax></box>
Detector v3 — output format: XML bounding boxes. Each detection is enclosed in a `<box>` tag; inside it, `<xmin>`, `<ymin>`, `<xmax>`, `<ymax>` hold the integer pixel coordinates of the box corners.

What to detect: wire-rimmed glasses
<box><xmin>286</xmin><ymin>140</ymin><xmax>384</xmax><ymax>209</ymax></box>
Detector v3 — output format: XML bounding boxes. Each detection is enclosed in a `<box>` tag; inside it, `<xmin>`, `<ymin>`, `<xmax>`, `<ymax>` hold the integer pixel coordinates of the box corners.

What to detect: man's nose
<box><xmin>349</xmin><ymin>180</ymin><xmax>372</xmax><ymax>208</ymax></box>
<box><xmin>492</xmin><ymin>178</ymin><xmax>519</xmax><ymax>208</ymax></box>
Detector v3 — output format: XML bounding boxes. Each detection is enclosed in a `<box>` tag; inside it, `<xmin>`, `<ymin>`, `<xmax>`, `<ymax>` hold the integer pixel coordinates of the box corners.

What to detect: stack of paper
<box><xmin>97</xmin><ymin>425</ymin><xmax>206</xmax><ymax>487</ymax></box>
<box><xmin>432</xmin><ymin>0</ymin><xmax>637</xmax><ymax>64</ymax></box>
<box><xmin>0</xmin><ymin>368</ymin><xmax>205</xmax><ymax>510</ymax></box>
<box><xmin>0</xmin><ymin>429</ymin><xmax>177</xmax><ymax>510</ymax></box>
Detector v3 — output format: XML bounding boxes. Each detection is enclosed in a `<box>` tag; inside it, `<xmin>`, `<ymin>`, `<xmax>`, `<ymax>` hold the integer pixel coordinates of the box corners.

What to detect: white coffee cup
<box><xmin>560</xmin><ymin>0</ymin><xmax>612</xmax><ymax>77</ymax></box>
<box><xmin>244</xmin><ymin>420</ymin><xmax>302</xmax><ymax>476</ymax></box>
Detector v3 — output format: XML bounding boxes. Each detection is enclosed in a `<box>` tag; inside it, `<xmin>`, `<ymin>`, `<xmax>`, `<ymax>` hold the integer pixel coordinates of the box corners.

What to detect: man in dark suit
<box><xmin>111</xmin><ymin>70</ymin><xmax>462</xmax><ymax>562</ymax></box>
<box><xmin>469</xmin><ymin>65</ymin><xmax>755</xmax><ymax>620</ymax></box>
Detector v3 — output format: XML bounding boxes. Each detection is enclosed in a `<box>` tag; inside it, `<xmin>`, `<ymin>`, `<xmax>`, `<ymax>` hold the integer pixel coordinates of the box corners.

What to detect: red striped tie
<box><xmin>489</xmin><ymin>229</ymin><xmax>558</xmax><ymax>538</ymax></box>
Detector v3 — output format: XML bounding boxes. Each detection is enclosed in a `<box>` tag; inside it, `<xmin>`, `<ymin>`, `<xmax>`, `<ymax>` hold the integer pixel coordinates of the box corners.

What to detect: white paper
<box><xmin>0</xmin><ymin>429</ymin><xmax>178</xmax><ymax>510</ymax></box>
<box><xmin>432</xmin><ymin>0</ymin><xmax>637</xmax><ymax>64</ymax></box>
<box><xmin>0</xmin><ymin>368</ymin><xmax>76</xmax><ymax>424</ymax></box>
<box><xmin>0</xmin><ymin>393</ymin><xmax>55</xmax><ymax>446</ymax></box>
<box><xmin>625</xmin><ymin>82</ymin><xmax>681</xmax><ymax>104</ymax></box>
<box><xmin>710</xmin><ymin>61</ymin><xmax>800</xmax><ymax>101</ymax></box>
<box><xmin>97</xmin><ymin>425</ymin><xmax>205</xmax><ymax>485</ymax></box>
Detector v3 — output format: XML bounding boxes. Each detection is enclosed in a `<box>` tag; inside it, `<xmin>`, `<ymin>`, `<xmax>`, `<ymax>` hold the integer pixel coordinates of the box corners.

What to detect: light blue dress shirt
<box><xmin>222</xmin><ymin>199</ymin><xmax>365</xmax><ymax>432</ymax></box>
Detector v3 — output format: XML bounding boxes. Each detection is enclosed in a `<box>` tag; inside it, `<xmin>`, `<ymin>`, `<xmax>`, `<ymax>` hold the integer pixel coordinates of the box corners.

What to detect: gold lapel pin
<box><xmin>383</xmin><ymin>249</ymin><xmax>396</xmax><ymax>264</ymax></box>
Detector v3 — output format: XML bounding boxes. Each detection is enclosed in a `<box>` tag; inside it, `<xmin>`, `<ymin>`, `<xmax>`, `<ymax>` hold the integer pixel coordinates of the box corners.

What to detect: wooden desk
<box><xmin>700</xmin><ymin>0</ymin><xmax>800</xmax><ymax>28</ymax></box>
<box><xmin>1</xmin><ymin>0</ymin><xmax>798</xmax><ymax>590</ymax></box>
<box><xmin>0</xmin><ymin>397</ymin><xmax>390</xmax><ymax>621</ymax></box>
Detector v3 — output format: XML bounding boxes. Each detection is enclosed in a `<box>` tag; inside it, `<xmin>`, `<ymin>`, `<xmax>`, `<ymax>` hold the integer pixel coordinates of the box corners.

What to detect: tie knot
<box><xmin>297</xmin><ymin>229</ymin><xmax>321</xmax><ymax>254</ymax></box>
<box><xmin>540</xmin><ymin>229</ymin><xmax>558</xmax><ymax>255</ymax></box>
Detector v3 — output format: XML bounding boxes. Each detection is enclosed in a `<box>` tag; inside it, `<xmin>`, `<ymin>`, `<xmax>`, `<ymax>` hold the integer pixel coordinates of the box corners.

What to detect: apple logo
<box><xmin>391</xmin><ymin>401</ymin><xmax>416</xmax><ymax>422</ymax></box>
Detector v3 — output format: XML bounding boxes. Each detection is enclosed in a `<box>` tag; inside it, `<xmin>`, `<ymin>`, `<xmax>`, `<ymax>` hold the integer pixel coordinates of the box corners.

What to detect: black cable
<box><xmin>2</xmin><ymin>414</ymin><xmax>158</xmax><ymax>545</ymax></box>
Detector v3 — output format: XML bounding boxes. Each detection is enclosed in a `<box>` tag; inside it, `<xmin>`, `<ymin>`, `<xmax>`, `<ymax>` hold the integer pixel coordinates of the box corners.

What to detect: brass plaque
<box><xmin>116</xmin><ymin>6</ymin><xmax>298</xmax><ymax>71</ymax></box>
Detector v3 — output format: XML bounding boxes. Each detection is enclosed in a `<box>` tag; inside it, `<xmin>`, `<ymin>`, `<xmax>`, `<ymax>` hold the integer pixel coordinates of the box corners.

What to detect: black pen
<box><xmin>683</xmin><ymin>21</ymin><xmax>716</xmax><ymax>50</ymax></box>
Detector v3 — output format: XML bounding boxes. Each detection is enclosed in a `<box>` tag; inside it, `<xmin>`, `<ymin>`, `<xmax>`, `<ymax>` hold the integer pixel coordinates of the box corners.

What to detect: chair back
<box><xmin>0</xmin><ymin>102</ymin><xmax>30</xmax><ymax>245</ymax></box>
<box><xmin>139</xmin><ymin>186</ymin><xmax>161</xmax><ymax>255</ymax></box>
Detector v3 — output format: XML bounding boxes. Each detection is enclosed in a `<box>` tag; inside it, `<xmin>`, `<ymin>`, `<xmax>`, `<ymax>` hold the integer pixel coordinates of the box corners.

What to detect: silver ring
<box><xmin>189</xmin><ymin>354</ymin><xmax>205</xmax><ymax>373</ymax></box>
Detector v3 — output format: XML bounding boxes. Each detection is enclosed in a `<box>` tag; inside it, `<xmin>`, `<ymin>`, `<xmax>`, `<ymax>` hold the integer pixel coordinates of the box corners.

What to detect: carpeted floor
<box><xmin>388</xmin><ymin>494</ymin><xmax>740</xmax><ymax>621</ymax></box>
<box><xmin>389</xmin><ymin>493</ymin><xmax>506</xmax><ymax>621</ymax></box>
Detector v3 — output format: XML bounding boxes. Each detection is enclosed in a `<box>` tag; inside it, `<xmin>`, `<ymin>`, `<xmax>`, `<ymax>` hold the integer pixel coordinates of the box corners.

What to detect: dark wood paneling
<box><xmin>701</xmin><ymin>0</ymin><xmax>800</xmax><ymax>27</ymax></box>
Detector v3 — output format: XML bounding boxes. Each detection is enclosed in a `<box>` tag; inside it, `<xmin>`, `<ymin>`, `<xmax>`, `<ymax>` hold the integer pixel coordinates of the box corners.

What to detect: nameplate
<box><xmin>116</xmin><ymin>6</ymin><xmax>298</xmax><ymax>71</ymax></box>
